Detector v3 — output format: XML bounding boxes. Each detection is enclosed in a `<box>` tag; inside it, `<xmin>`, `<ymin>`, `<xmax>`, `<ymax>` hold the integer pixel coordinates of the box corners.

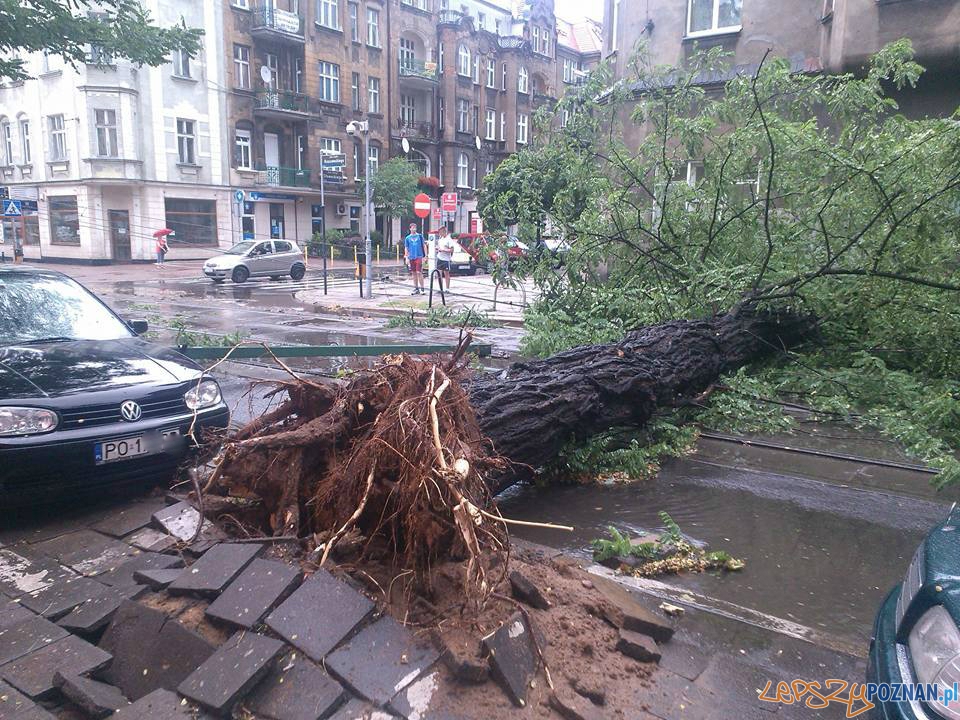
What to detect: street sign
<box><xmin>321</xmin><ymin>152</ymin><xmax>345</xmax><ymax>170</ymax></box>
<box><xmin>234</xmin><ymin>190</ymin><xmax>245</xmax><ymax>203</ymax></box>
<box><xmin>441</xmin><ymin>192</ymin><xmax>457</xmax><ymax>212</ymax></box>
<box><xmin>413</xmin><ymin>192</ymin><xmax>431</xmax><ymax>218</ymax></box>
<box><xmin>432</xmin><ymin>208</ymin><xmax>441</xmax><ymax>221</ymax></box>
<box><xmin>2</xmin><ymin>199</ymin><xmax>21</xmax><ymax>216</ymax></box>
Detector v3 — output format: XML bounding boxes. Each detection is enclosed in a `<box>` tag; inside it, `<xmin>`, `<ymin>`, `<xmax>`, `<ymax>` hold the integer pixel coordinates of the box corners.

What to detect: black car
<box><xmin>0</xmin><ymin>266</ymin><xmax>230</xmax><ymax>505</ymax></box>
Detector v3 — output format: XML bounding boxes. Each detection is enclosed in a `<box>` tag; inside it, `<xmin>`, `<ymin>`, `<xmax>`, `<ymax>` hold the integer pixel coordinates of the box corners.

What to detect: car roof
<box><xmin>0</xmin><ymin>265</ymin><xmax>70</xmax><ymax>280</ymax></box>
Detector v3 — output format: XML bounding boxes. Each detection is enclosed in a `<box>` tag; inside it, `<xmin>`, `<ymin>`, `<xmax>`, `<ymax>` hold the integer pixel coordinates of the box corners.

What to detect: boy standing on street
<box><xmin>403</xmin><ymin>223</ymin><xmax>426</xmax><ymax>295</ymax></box>
<box><xmin>436</xmin><ymin>226</ymin><xmax>455</xmax><ymax>291</ymax></box>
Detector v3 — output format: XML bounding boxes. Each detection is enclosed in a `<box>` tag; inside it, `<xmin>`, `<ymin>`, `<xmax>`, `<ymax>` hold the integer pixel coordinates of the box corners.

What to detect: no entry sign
<box><xmin>413</xmin><ymin>193</ymin><xmax>431</xmax><ymax>218</ymax></box>
<box><xmin>441</xmin><ymin>192</ymin><xmax>458</xmax><ymax>212</ymax></box>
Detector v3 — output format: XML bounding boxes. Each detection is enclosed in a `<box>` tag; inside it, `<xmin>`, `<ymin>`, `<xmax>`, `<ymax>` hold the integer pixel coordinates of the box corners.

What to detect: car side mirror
<box><xmin>129</xmin><ymin>319</ymin><xmax>149</xmax><ymax>335</ymax></box>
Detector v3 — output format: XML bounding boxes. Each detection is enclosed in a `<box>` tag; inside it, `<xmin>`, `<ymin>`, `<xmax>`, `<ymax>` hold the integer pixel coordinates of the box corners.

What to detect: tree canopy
<box><xmin>0</xmin><ymin>0</ymin><xmax>202</xmax><ymax>80</ymax></box>
<box><xmin>366</xmin><ymin>158</ymin><xmax>419</xmax><ymax>243</ymax></box>
<box><xmin>479</xmin><ymin>40</ymin><xmax>960</xmax><ymax>485</ymax></box>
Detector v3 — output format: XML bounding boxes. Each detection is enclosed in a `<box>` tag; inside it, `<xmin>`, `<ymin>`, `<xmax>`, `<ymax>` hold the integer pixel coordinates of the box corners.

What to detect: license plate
<box><xmin>94</xmin><ymin>429</ymin><xmax>179</xmax><ymax>465</ymax></box>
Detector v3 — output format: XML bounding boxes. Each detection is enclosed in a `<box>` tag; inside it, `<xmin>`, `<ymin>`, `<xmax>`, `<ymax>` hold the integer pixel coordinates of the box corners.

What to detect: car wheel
<box><xmin>232</xmin><ymin>266</ymin><xmax>249</xmax><ymax>283</ymax></box>
<box><xmin>290</xmin><ymin>263</ymin><xmax>306</xmax><ymax>281</ymax></box>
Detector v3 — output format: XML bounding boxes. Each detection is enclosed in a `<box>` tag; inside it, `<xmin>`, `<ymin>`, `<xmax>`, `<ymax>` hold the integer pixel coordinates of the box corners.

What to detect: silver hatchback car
<box><xmin>203</xmin><ymin>240</ymin><xmax>306</xmax><ymax>283</ymax></box>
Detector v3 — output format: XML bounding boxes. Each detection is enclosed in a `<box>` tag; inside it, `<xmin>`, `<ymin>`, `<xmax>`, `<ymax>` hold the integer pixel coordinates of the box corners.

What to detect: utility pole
<box><xmin>347</xmin><ymin>119</ymin><xmax>373</xmax><ymax>299</ymax></box>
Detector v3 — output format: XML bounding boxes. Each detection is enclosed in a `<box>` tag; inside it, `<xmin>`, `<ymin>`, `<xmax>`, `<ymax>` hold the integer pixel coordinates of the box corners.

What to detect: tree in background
<box><xmin>479</xmin><ymin>40</ymin><xmax>960</xmax><ymax>485</ymax></box>
<box><xmin>366</xmin><ymin>158</ymin><xmax>420</xmax><ymax>247</ymax></box>
<box><xmin>0</xmin><ymin>0</ymin><xmax>202</xmax><ymax>81</ymax></box>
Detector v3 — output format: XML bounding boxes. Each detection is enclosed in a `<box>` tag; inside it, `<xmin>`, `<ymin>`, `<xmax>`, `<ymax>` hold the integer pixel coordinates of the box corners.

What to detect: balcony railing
<box><xmin>395</xmin><ymin>121</ymin><xmax>435</xmax><ymax>140</ymax></box>
<box><xmin>251</xmin><ymin>5</ymin><xmax>304</xmax><ymax>38</ymax></box>
<box><xmin>398</xmin><ymin>58</ymin><xmax>438</xmax><ymax>82</ymax></box>
<box><xmin>498</xmin><ymin>36</ymin><xmax>526</xmax><ymax>50</ymax></box>
<box><xmin>438</xmin><ymin>9</ymin><xmax>464</xmax><ymax>25</ymax></box>
<box><xmin>256</xmin><ymin>164</ymin><xmax>311</xmax><ymax>188</ymax></box>
<box><xmin>254</xmin><ymin>91</ymin><xmax>310</xmax><ymax>114</ymax></box>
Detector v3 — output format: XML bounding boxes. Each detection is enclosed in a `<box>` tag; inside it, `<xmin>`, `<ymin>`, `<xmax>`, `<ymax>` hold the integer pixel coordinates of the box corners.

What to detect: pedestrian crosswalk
<box><xmin>172</xmin><ymin>274</ymin><xmax>361</xmax><ymax>294</ymax></box>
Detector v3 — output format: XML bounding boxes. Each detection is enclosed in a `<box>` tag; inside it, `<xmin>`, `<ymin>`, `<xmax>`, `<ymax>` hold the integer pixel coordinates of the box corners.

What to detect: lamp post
<box><xmin>347</xmin><ymin>120</ymin><xmax>372</xmax><ymax>299</ymax></box>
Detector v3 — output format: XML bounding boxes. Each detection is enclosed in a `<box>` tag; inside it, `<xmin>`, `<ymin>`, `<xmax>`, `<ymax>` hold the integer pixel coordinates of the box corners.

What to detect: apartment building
<box><xmin>0</xmin><ymin>0</ymin><xmax>229</xmax><ymax>263</ymax></box>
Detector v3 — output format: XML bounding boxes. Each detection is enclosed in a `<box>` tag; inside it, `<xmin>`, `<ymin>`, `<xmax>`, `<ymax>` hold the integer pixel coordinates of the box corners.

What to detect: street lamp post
<box><xmin>347</xmin><ymin>119</ymin><xmax>373</xmax><ymax>299</ymax></box>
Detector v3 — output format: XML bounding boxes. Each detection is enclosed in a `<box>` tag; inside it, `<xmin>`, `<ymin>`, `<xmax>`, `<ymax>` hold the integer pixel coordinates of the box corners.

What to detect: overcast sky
<box><xmin>554</xmin><ymin>0</ymin><xmax>603</xmax><ymax>23</ymax></box>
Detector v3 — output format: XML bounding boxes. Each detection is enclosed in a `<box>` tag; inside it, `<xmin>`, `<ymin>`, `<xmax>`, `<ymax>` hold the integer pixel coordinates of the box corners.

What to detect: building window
<box><xmin>499</xmin><ymin>111</ymin><xmax>505</xmax><ymax>140</ymax></box>
<box><xmin>368</xmin><ymin>76</ymin><xmax>380</xmax><ymax>113</ymax></box>
<box><xmin>368</xmin><ymin>145</ymin><xmax>379</xmax><ymax>175</ymax></box>
<box><xmin>457</xmin><ymin>45</ymin><xmax>471</xmax><ymax>77</ymax></box>
<box><xmin>235</xmin><ymin>128</ymin><xmax>252</xmax><ymax>169</ymax></box>
<box><xmin>532</xmin><ymin>26</ymin><xmax>540</xmax><ymax>53</ymax></box>
<box><xmin>517</xmin><ymin>113</ymin><xmax>528</xmax><ymax>144</ymax></box>
<box><xmin>351</xmin><ymin>72</ymin><xmax>360</xmax><ymax>110</ymax></box>
<box><xmin>321</xmin><ymin>137</ymin><xmax>342</xmax><ymax>154</ymax></box>
<box><xmin>517</xmin><ymin>66</ymin><xmax>529</xmax><ymax>94</ymax></box>
<box><xmin>234</xmin><ymin>45</ymin><xmax>250</xmax><ymax>88</ymax></box>
<box><xmin>176</xmin><ymin>118</ymin><xmax>195</xmax><ymax>164</ymax></box>
<box><xmin>687</xmin><ymin>0</ymin><xmax>742</xmax><ymax>36</ymax></box>
<box><xmin>49</xmin><ymin>196</ymin><xmax>80</xmax><ymax>245</ymax></box>
<box><xmin>472</xmin><ymin>55</ymin><xmax>480</xmax><ymax>83</ymax></box>
<box><xmin>319</xmin><ymin>61</ymin><xmax>340</xmax><ymax>102</ymax></box>
<box><xmin>232</xmin><ymin>0</ymin><xmax>249</xmax><ymax>7</ymax></box>
<box><xmin>438</xmin><ymin>154</ymin><xmax>444</xmax><ymax>186</ymax></box>
<box><xmin>349</xmin><ymin>2</ymin><xmax>359</xmax><ymax>41</ymax></box>
<box><xmin>317</xmin><ymin>0</ymin><xmax>340</xmax><ymax>29</ymax></box>
<box><xmin>472</xmin><ymin>161</ymin><xmax>477</xmax><ymax>189</ymax></box>
<box><xmin>478</xmin><ymin>11</ymin><xmax>486</xmax><ymax>29</ymax></box>
<box><xmin>501</xmin><ymin>62</ymin><xmax>506</xmax><ymax>90</ymax></box>
<box><xmin>457</xmin><ymin>152</ymin><xmax>469</xmax><ymax>188</ymax></box>
<box><xmin>293</xmin><ymin>57</ymin><xmax>303</xmax><ymax>93</ymax></box>
<box><xmin>485</xmin><ymin>108</ymin><xmax>496</xmax><ymax>140</ymax></box>
<box><xmin>485</xmin><ymin>159</ymin><xmax>493</xmax><ymax>177</ymax></box>
<box><xmin>399</xmin><ymin>37</ymin><xmax>415</xmax><ymax>70</ymax></box>
<box><xmin>353</xmin><ymin>143</ymin><xmax>361</xmax><ymax>179</ymax></box>
<box><xmin>297</xmin><ymin>135</ymin><xmax>307</xmax><ymax>170</ymax></box>
<box><xmin>561</xmin><ymin>108</ymin><xmax>570</xmax><ymax>127</ymax></box>
<box><xmin>19</xmin><ymin>119</ymin><xmax>30</xmax><ymax>164</ymax></box>
<box><xmin>1</xmin><ymin>121</ymin><xmax>11</xmax><ymax>165</ymax></box>
<box><xmin>48</xmin><ymin>114</ymin><xmax>66</xmax><ymax>160</ymax></box>
<box><xmin>164</xmin><ymin>198</ymin><xmax>217</xmax><ymax>246</ymax></box>
<box><xmin>264</xmin><ymin>52</ymin><xmax>278</xmax><ymax>91</ymax></box>
<box><xmin>94</xmin><ymin>109</ymin><xmax>118</xmax><ymax>157</ymax></box>
<box><xmin>610</xmin><ymin>0</ymin><xmax>620</xmax><ymax>51</ymax></box>
<box><xmin>563</xmin><ymin>57</ymin><xmax>582</xmax><ymax>84</ymax></box>
<box><xmin>456</xmin><ymin>98</ymin><xmax>469</xmax><ymax>132</ymax></box>
<box><xmin>486</xmin><ymin>58</ymin><xmax>496</xmax><ymax>88</ymax></box>
<box><xmin>472</xmin><ymin>105</ymin><xmax>479</xmax><ymax>133</ymax></box>
<box><xmin>401</xmin><ymin>94</ymin><xmax>416</xmax><ymax>126</ymax></box>
<box><xmin>366</xmin><ymin>8</ymin><xmax>380</xmax><ymax>47</ymax></box>
<box><xmin>173</xmin><ymin>48</ymin><xmax>191</xmax><ymax>78</ymax></box>
<box><xmin>438</xmin><ymin>97</ymin><xmax>445</xmax><ymax>131</ymax></box>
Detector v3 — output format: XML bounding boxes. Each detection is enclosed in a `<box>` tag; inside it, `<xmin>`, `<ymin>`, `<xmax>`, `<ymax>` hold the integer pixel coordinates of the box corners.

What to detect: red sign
<box><xmin>413</xmin><ymin>192</ymin><xmax>431</xmax><ymax>219</ymax></box>
<box><xmin>470</xmin><ymin>216</ymin><xmax>479</xmax><ymax>233</ymax></box>
<box><xmin>432</xmin><ymin>208</ymin><xmax>441</xmax><ymax>221</ymax></box>
<box><xmin>441</xmin><ymin>192</ymin><xmax>458</xmax><ymax>213</ymax></box>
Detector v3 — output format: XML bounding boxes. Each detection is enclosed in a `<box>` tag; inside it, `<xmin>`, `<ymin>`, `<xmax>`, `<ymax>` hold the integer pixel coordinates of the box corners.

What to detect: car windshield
<box><xmin>0</xmin><ymin>273</ymin><xmax>133</xmax><ymax>345</ymax></box>
<box><xmin>225</xmin><ymin>241</ymin><xmax>256</xmax><ymax>255</ymax></box>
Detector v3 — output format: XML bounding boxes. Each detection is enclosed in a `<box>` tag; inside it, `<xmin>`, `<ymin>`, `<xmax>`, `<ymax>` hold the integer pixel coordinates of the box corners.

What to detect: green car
<box><xmin>868</xmin><ymin>503</ymin><xmax>960</xmax><ymax>719</ymax></box>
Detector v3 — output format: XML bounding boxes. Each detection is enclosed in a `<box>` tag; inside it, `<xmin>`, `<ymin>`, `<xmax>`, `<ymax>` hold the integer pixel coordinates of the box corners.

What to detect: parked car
<box><xmin>203</xmin><ymin>240</ymin><xmax>306</xmax><ymax>283</ymax></box>
<box><xmin>426</xmin><ymin>236</ymin><xmax>477</xmax><ymax>275</ymax></box>
<box><xmin>867</xmin><ymin>503</ymin><xmax>960</xmax><ymax>719</ymax></box>
<box><xmin>0</xmin><ymin>266</ymin><xmax>230</xmax><ymax>505</ymax></box>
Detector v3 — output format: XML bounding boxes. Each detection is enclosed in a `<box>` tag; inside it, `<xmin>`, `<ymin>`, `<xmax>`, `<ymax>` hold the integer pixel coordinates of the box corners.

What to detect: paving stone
<box><xmin>328</xmin><ymin>699</ymin><xmax>397</xmax><ymax>720</ymax></box>
<box><xmin>244</xmin><ymin>651</ymin><xmax>344</xmax><ymax>720</ymax></box>
<box><xmin>266</xmin><ymin>570</ymin><xmax>374</xmax><ymax>662</ymax></box>
<box><xmin>132</xmin><ymin>568</ymin><xmax>183</xmax><ymax>591</ymax></box>
<box><xmin>205</xmin><ymin>559</ymin><xmax>301</xmax><ymax>629</ymax></box>
<box><xmin>96</xmin><ymin>553</ymin><xmax>183</xmax><ymax>588</ymax></box>
<box><xmin>615</xmin><ymin>628</ymin><xmax>661</xmax><ymax>663</ymax></box>
<box><xmin>508</xmin><ymin>570</ymin><xmax>551</xmax><ymax>611</ymax></box>
<box><xmin>12</xmin><ymin>705</ymin><xmax>58</xmax><ymax>720</ymax></box>
<box><xmin>0</xmin><ymin>634</ymin><xmax>112</xmax><ymax>699</ymax></box>
<box><xmin>91</xmin><ymin>500</ymin><xmax>168</xmax><ymax>538</ymax></box>
<box><xmin>178</xmin><ymin>630</ymin><xmax>284</xmax><ymax>716</ymax></box>
<box><xmin>124</xmin><ymin>528</ymin><xmax>177</xmax><ymax>554</ymax></box>
<box><xmin>0</xmin><ymin>549</ymin><xmax>73</xmax><ymax>598</ymax></box>
<box><xmin>326</xmin><ymin>616</ymin><xmax>439</xmax><ymax>707</ymax></box>
<box><xmin>168</xmin><ymin>543</ymin><xmax>262</xmax><ymax>598</ymax></box>
<box><xmin>99</xmin><ymin>600</ymin><xmax>216</xmax><ymax>701</ymax></box>
<box><xmin>387</xmin><ymin>671</ymin><xmax>445</xmax><ymax>720</ymax></box>
<box><xmin>0</xmin><ymin>616</ymin><xmax>70</xmax><ymax>666</ymax></box>
<box><xmin>591</xmin><ymin>575</ymin><xmax>674</xmax><ymax>643</ymax></box>
<box><xmin>0</xmin><ymin>678</ymin><xmax>35</xmax><ymax>716</ymax></box>
<box><xmin>56</xmin><ymin>584</ymin><xmax>148</xmax><ymax>635</ymax></box>
<box><xmin>18</xmin><ymin>576</ymin><xmax>107</xmax><ymax>620</ymax></box>
<box><xmin>31</xmin><ymin>531</ymin><xmax>137</xmax><ymax>578</ymax></box>
<box><xmin>111</xmin><ymin>688</ymin><xmax>195</xmax><ymax>720</ymax></box>
<box><xmin>151</xmin><ymin>502</ymin><xmax>223</xmax><ymax>543</ymax></box>
<box><xmin>0</xmin><ymin>596</ymin><xmax>36</xmax><ymax>629</ymax></box>
<box><xmin>481</xmin><ymin>612</ymin><xmax>539</xmax><ymax>708</ymax></box>
<box><xmin>54</xmin><ymin>671</ymin><xmax>129</xmax><ymax>718</ymax></box>
<box><xmin>549</xmin><ymin>688</ymin><xmax>594</xmax><ymax>720</ymax></box>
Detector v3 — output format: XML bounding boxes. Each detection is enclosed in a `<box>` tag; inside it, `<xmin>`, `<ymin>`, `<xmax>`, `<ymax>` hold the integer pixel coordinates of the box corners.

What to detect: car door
<box><xmin>272</xmin><ymin>241</ymin><xmax>295</xmax><ymax>272</ymax></box>
<box><xmin>245</xmin><ymin>241</ymin><xmax>274</xmax><ymax>276</ymax></box>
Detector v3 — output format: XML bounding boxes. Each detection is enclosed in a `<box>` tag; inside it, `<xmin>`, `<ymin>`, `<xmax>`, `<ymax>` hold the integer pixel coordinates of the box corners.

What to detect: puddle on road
<box><xmin>499</xmin><ymin>458</ymin><xmax>947</xmax><ymax>645</ymax></box>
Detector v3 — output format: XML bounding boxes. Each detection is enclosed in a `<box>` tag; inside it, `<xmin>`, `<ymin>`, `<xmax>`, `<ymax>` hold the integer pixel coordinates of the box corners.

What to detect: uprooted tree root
<box><xmin>201</xmin><ymin>346</ymin><xmax>510</xmax><ymax>598</ymax></box>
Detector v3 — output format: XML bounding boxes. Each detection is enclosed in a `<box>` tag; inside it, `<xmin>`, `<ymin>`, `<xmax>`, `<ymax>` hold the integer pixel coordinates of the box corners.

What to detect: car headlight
<box><xmin>909</xmin><ymin>605</ymin><xmax>960</xmax><ymax>717</ymax></box>
<box><xmin>0</xmin><ymin>407</ymin><xmax>59</xmax><ymax>436</ymax></box>
<box><xmin>184</xmin><ymin>380</ymin><xmax>222</xmax><ymax>410</ymax></box>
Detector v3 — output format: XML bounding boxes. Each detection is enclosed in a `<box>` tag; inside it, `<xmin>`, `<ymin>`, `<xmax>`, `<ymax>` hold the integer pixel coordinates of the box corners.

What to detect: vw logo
<box><xmin>120</xmin><ymin>400</ymin><xmax>142</xmax><ymax>422</ymax></box>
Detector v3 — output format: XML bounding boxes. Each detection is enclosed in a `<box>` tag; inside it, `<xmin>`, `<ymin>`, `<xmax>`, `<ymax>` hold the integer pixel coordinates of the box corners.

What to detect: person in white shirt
<box><xmin>436</xmin><ymin>226</ymin><xmax>456</xmax><ymax>290</ymax></box>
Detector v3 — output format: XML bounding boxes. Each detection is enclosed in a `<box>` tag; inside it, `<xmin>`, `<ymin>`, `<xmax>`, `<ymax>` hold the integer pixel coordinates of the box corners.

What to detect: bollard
<box><xmin>376</xmin><ymin>246</ymin><xmax>380</xmax><ymax>264</ymax></box>
<box><xmin>303</xmin><ymin>246</ymin><xmax>308</xmax><ymax>267</ymax></box>
<box><xmin>353</xmin><ymin>246</ymin><xmax>357</xmax><ymax>264</ymax></box>
<box><xmin>329</xmin><ymin>244</ymin><xmax>334</xmax><ymax>264</ymax></box>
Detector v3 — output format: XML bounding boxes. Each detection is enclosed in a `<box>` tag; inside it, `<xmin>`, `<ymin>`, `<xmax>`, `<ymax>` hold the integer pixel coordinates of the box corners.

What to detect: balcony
<box><xmin>393</xmin><ymin>121</ymin><xmax>436</xmax><ymax>142</ymax></box>
<box><xmin>256</xmin><ymin>164</ymin><xmax>311</xmax><ymax>188</ymax></box>
<box><xmin>438</xmin><ymin>10</ymin><xmax>465</xmax><ymax>26</ymax></box>
<box><xmin>398</xmin><ymin>58</ymin><xmax>438</xmax><ymax>86</ymax></box>
<box><xmin>253</xmin><ymin>91</ymin><xmax>310</xmax><ymax>118</ymax></box>
<box><xmin>250</xmin><ymin>5</ymin><xmax>305</xmax><ymax>42</ymax></box>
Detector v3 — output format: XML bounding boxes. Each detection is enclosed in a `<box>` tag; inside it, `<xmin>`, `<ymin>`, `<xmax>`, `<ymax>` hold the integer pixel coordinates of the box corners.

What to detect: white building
<box><xmin>0</xmin><ymin>0</ymin><xmax>231</xmax><ymax>263</ymax></box>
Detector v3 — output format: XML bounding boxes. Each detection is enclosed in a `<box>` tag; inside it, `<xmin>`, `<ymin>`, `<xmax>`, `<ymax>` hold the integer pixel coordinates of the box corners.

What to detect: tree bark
<box><xmin>468</xmin><ymin>306</ymin><xmax>814</xmax><ymax>487</ymax></box>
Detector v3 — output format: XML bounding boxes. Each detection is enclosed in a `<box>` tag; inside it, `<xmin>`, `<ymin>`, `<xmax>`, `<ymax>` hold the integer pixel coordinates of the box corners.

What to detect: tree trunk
<box><xmin>468</xmin><ymin>306</ymin><xmax>814</xmax><ymax>487</ymax></box>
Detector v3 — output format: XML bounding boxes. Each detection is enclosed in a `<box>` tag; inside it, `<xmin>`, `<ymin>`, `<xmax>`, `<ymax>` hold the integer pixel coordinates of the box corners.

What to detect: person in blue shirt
<box><xmin>403</xmin><ymin>223</ymin><xmax>426</xmax><ymax>295</ymax></box>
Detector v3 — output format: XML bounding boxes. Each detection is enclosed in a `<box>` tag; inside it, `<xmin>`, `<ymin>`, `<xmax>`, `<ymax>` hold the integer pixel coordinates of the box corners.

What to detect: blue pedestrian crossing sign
<box><xmin>2</xmin><ymin>199</ymin><xmax>21</xmax><ymax>216</ymax></box>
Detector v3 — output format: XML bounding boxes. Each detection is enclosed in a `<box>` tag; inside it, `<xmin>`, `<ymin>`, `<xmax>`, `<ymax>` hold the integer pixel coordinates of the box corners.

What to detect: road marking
<box><xmin>587</xmin><ymin>564</ymin><xmax>867</xmax><ymax>659</ymax></box>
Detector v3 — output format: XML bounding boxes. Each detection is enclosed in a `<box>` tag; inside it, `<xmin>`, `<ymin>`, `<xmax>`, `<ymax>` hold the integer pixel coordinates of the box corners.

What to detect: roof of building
<box><xmin>556</xmin><ymin>17</ymin><xmax>602</xmax><ymax>55</ymax></box>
